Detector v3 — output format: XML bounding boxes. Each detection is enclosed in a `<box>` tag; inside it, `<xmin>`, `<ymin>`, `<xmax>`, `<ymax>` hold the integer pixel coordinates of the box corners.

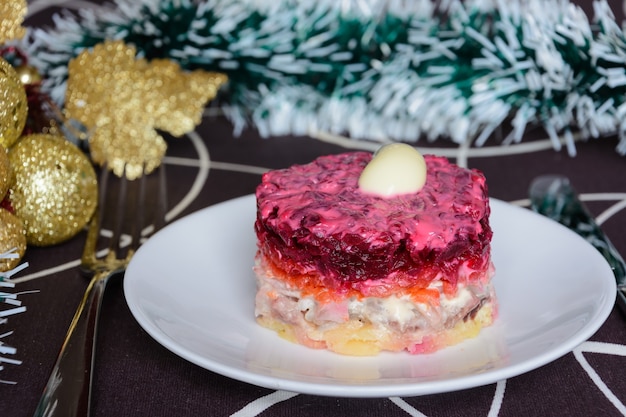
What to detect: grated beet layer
<box><xmin>255</xmin><ymin>152</ymin><xmax>492</xmax><ymax>290</ymax></box>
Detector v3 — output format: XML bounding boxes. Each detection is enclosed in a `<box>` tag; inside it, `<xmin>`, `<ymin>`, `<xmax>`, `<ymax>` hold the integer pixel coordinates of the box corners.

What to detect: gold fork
<box><xmin>33</xmin><ymin>163</ymin><xmax>168</xmax><ymax>417</ymax></box>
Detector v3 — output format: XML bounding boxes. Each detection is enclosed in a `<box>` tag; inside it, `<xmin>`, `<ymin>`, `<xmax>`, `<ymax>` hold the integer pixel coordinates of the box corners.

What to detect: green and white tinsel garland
<box><xmin>23</xmin><ymin>0</ymin><xmax>626</xmax><ymax>155</ymax></box>
<box><xmin>0</xmin><ymin>252</ymin><xmax>28</xmax><ymax>385</ymax></box>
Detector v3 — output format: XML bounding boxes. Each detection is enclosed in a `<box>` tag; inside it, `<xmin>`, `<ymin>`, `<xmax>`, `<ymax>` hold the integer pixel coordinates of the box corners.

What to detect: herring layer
<box><xmin>254</xmin><ymin>253</ymin><xmax>497</xmax><ymax>355</ymax></box>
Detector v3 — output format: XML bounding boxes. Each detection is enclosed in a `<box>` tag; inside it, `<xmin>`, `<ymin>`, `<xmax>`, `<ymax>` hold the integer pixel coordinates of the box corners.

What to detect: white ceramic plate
<box><xmin>124</xmin><ymin>195</ymin><xmax>616</xmax><ymax>397</ymax></box>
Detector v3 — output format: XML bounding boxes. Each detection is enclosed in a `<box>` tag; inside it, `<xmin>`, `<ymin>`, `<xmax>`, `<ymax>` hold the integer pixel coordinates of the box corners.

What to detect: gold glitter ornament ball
<box><xmin>0</xmin><ymin>145</ymin><xmax>11</xmax><ymax>198</ymax></box>
<box><xmin>0</xmin><ymin>208</ymin><xmax>26</xmax><ymax>271</ymax></box>
<box><xmin>0</xmin><ymin>58</ymin><xmax>28</xmax><ymax>148</ymax></box>
<box><xmin>0</xmin><ymin>0</ymin><xmax>27</xmax><ymax>43</ymax></box>
<box><xmin>8</xmin><ymin>134</ymin><xmax>98</xmax><ymax>246</ymax></box>
<box><xmin>15</xmin><ymin>64</ymin><xmax>42</xmax><ymax>86</ymax></box>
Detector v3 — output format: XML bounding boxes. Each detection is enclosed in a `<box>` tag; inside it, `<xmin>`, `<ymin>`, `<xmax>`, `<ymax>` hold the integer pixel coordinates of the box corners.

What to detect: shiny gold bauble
<box><xmin>0</xmin><ymin>0</ymin><xmax>27</xmax><ymax>43</ymax></box>
<box><xmin>0</xmin><ymin>145</ymin><xmax>11</xmax><ymax>198</ymax></box>
<box><xmin>0</xmin><ymin>208</ymin><xmax>26</xmax><ymax>271</ymax></box>
<box><xmin>8</xmin><ymin>134</ymin><xmax>98</xmax><ymax>246</ymax></box>
<box><xmin>0</xmin><ymin>58</ymin><xmax>28</xmax><ymax>148</ymax></box>
<box><xmin>15</xmin><ymin>64</ymin><xmax>42</xmax><ymax>86</ymax></box>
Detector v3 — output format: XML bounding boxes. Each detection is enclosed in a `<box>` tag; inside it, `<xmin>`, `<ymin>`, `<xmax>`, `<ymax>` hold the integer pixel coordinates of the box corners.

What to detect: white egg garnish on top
<box><xmin>358</xmin><ymin>143</ymin><xmax>427</xmax><ymax>197</ymax></box>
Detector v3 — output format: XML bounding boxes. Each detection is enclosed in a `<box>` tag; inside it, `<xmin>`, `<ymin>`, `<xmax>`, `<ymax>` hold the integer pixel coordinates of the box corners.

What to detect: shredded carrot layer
<box><xmin>259</xmin><ymin>253</ymin><xmax>490</xmax><ymax>306</ymax></box>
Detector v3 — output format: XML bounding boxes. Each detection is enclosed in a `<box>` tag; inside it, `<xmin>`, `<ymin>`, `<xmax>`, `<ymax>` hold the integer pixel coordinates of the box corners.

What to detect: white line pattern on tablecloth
<box><xmin>165</xmin><ymin>131</ymin><xmax>211</xmax><ymax>222</ymax></box>
<box><xmin>488</xmin><ymin>380</ymin><xmax>507</xmax><ymax>417</ymax></box>
<box><xmin>596</xmin><ymin>198</ymin><xmax>626</xmax><ymax>226</ymax></box>
<box><xmin>574</xmin><ymin>342</ymin><xmax>626</xmax><ymax>416</ymax></box>
<box><xmin>230</xmin><ymin>391</ymin><xmax>300</xmax><ymax>417</ymax></box>
<box><xmin>389</xmin><ymin>396</ymin><xmax>429</xmax><ymax>417</ymax></box>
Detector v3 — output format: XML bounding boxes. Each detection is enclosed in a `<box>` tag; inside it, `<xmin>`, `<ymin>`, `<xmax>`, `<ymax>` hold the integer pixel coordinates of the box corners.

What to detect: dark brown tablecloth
<box><xmin>3</xmin><ymin>1</ymin><xmax>626</xmax><ymax>416</ymax></box>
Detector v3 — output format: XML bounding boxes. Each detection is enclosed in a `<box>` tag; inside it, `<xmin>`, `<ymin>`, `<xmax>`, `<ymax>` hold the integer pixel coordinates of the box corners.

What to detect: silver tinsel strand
<box><xmin>0</xmin><ymin>252</ymin><xmax>28</xmax><ymax>385</ymax></box>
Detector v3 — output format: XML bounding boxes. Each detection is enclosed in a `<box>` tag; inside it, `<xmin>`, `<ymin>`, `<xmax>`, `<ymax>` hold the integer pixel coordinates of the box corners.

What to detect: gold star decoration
<box><xmin>0</xmin><ymin>0</ymin><xmax>26</xmax><ymax>43</ymax></box>
<box><xmin>64</xmin><ymin>40</ymin><xmax>228</xmax><ymax>179</ymax></box>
